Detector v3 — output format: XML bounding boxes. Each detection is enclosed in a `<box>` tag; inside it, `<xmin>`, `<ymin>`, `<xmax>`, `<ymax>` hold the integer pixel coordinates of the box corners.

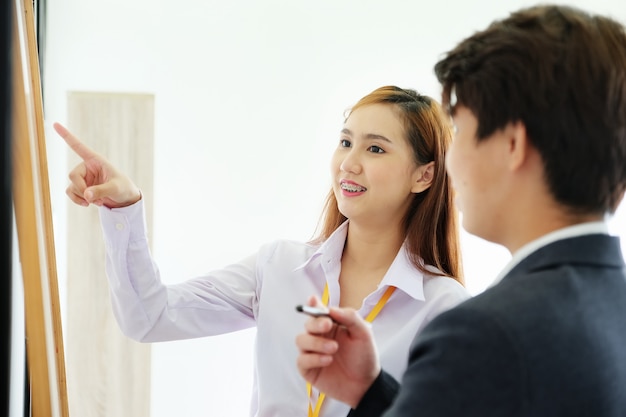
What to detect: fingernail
<box><xmin>323</xmin><ymin>341</ymin><xmax>335</xmax><ymax>352</ymax></box>
<box><xmin>320</xmin><ymin>356</ymin><xmax>332</xmax><ymax>365</ymax></box>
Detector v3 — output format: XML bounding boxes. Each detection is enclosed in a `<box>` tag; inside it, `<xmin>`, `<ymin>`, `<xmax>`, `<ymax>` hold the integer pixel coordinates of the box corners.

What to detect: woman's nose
<box><xmin>339</xmin><ymin>149</ymin><xmax>362</xmax><ymax>174</ymax></box>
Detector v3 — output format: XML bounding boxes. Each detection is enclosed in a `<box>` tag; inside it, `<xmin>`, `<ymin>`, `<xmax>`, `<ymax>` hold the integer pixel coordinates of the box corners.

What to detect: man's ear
<box><xmin>507</xmin><ymin>121</ymin><xmax>530</xmax><ymax>171</ymax></box>
<box><xmin>412</xmin><ymin>161</ymin><xmax>435</xmax><ymax>193</ymax></box>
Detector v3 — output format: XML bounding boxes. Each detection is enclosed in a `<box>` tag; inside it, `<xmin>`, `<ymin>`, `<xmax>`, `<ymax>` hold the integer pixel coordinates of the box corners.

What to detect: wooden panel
<box><xmin>11</xmin><ymin>0</ymin><xmax>69</xmax><ymax>415</ymax></box>
<box><xmin>65</xmin><ymin>92</ymin><xmax>154</xmax><ymax>417</ymax></box>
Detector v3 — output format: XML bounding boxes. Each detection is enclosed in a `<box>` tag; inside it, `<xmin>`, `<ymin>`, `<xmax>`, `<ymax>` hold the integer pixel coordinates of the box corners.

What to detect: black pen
<box><xmin>295</xmin><ymin>304</ymin><xmax>331</xmax><ymax>318</ymax></box>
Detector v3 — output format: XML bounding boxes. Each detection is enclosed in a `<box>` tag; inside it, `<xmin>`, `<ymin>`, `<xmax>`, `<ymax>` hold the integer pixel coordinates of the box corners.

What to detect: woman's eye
<box><xmin>340</xmin><ymin>139</ymin><xmax>351</xmax><ymax>148</ymax></box>
<box><xmin>368</xmin><ymin>145</ymin><xmax>385</xmax><ymax>154</ymax></box>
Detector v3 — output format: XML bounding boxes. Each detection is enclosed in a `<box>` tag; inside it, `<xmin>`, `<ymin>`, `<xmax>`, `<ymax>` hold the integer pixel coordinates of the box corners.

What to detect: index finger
<box><xmin>53</xmin><ymin>122</ymin><xmax>98</xmax><ymax>161</ymax></box>
<box><xmin>326</xmin><ymin>306</ymin><xmax>370</xmax><ymax>337</ymax></box>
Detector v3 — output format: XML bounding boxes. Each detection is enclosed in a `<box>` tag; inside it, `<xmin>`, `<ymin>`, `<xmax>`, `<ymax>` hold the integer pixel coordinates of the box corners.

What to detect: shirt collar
<box><xmin>295</xmin><ymin>221</ymin><xmax>427</xmax><ymax>301</ymax></box>
<box><xmin>295</xmin><ymin>221</ymin><xmax>349</xmax><ymax>272</ymax></box>
<box><xmin>381</xmin><ymin>246</ymin><xmax>426</xmax><ymax>301</ymax></box>
<box><xmin>490</xmin><ymin>220</ymin><xmax>610</xmax><ymax>287</ymax></box>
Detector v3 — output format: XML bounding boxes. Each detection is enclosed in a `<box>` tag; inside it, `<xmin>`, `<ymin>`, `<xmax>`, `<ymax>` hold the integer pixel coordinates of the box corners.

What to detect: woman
<box><xmin>55</xmin><ymin>85</ymin><xmax>469</xmax><ymax>416</ymax></box>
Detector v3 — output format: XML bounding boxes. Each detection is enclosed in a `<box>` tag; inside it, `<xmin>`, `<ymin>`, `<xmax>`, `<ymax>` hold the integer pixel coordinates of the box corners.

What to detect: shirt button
<box><xmin>115</xmin><ymin>223</ymin><xmax>125</xmax><ymax>231</ymax></box>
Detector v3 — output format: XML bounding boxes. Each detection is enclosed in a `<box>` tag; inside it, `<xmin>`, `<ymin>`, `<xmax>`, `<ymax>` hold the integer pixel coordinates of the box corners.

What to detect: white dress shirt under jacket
<box><xmin>98</xmin><ymin>199</ymin><xmax>470</xmax><ymax>417</ymax></box>
<box><xmin>491</xmin><ymin>221</ymin><xmax>610</xmax><ymax>287</ymax></box>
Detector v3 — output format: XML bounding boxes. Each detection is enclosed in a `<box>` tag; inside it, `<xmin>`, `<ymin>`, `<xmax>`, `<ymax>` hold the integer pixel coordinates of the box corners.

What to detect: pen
<box><xmin>295</xmin><ymin>304</ymin><xmax>331</xmax><ymax>318</ymax></box>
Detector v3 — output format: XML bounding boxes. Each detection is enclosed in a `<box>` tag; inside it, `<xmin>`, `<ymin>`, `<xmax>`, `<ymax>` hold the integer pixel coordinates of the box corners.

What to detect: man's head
<box><xmin>435</xmin><ymin>4</ymin><xmax>626</xmax><ymax>248</ymax></box>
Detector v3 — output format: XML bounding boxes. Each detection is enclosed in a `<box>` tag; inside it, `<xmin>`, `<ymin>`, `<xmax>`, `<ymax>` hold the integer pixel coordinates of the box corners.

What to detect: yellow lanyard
<box><xmin>306</xmin><ymin>283</ymin><xmax>397</xmax><ymax>417</ymax></box>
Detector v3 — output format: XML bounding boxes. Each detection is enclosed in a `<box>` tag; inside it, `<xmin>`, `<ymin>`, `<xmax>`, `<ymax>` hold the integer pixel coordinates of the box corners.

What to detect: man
<box><xmin>295</xmin><ymin>4</ymin><xmax>626</xmax><ymax>416</ymax></box>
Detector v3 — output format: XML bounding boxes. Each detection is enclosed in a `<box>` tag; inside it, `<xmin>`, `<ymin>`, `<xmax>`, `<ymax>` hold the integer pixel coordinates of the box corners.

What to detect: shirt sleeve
<box><xmin>99</xmin><ymin>200</ymin><xmax>259</xmax><ymax>342</ymax></box>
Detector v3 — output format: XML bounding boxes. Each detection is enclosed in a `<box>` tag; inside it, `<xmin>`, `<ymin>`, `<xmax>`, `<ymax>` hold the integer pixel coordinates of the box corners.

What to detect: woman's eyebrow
<box><xmin>341</xmin><ymin>128</ymin><xmax>392</xmax><ymax>143</ymax></box>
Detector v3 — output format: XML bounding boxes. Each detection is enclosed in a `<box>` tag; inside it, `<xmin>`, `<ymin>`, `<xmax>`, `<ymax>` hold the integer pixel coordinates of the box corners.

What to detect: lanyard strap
<box><xmin>306</xmin><ymin>283</ymin><xmax>396</xmax><ymax>417</ymax></box>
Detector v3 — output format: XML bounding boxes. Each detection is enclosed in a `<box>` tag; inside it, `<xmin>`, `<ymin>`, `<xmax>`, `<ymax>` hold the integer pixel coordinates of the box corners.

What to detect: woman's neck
<box><xmin>342</xmin><ymin>222</ymin><xmax>405</xmax><ymax>269</ymax></box>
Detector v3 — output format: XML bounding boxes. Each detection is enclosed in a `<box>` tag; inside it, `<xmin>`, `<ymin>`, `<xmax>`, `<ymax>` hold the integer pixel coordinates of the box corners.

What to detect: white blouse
<box><xmin>98</xmin><ymin>200</ymin><xmax>470</xmax><ymax>417</ymax></box>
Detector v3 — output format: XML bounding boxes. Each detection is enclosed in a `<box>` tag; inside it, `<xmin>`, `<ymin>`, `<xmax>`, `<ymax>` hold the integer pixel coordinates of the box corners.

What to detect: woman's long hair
<box><xmin>311</xmin><ymin>85</ymin><xmax>463</xmax><ymax>284</ymax></box>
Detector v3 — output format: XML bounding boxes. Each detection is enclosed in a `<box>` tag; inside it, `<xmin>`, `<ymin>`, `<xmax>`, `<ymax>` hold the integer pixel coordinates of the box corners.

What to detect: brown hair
<box><xmin>311</xmin><ymin>86</ymin><xmax>463</xmax><ymax>284</ymax></box>
<box><xmin>435</xmin><ymin>5</ymin><xmax>626</xmax><ymax>215</ymax></box>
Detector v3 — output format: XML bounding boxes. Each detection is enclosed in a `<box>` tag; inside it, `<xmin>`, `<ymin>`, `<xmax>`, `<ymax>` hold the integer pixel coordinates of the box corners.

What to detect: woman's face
<box><xmin>331</xmin><ymin>103</ymin><xmax>432</xmax><ymax>228</ymax></box>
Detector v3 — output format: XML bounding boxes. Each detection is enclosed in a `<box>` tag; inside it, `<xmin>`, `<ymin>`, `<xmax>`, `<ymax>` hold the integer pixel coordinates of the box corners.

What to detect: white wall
<box><xmin>43</xmin><ymin>1</ymin><xmax>626</xmax><ymax>416</ymax></box>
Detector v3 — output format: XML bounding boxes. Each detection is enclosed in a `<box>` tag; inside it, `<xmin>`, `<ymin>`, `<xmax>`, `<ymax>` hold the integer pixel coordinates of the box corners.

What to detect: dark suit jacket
<box><xmin>349</xmin><ymin>234</ymin><xmax>626</xmax><ymax>417</ymax></box>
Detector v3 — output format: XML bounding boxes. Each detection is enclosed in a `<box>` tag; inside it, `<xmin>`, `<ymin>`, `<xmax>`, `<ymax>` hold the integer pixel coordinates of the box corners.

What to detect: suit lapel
<box><xmin>503</xmin><ymin>234</ymin><xmax>625</xmax><ymax>281</ymax></box>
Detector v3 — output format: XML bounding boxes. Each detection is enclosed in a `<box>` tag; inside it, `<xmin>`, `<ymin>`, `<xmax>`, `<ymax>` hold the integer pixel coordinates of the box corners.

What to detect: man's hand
<box><xmin>295</xmin><ymin>295</ymin><xmax>381</xmax><ymax>408</ymax></box>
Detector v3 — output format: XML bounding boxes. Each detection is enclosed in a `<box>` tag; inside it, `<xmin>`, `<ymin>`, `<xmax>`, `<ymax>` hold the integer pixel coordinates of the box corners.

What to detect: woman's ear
<box><xmin>412</xmin><ymin>161</ymin><xmax>434</xmax><ymax>193</ymax></box>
